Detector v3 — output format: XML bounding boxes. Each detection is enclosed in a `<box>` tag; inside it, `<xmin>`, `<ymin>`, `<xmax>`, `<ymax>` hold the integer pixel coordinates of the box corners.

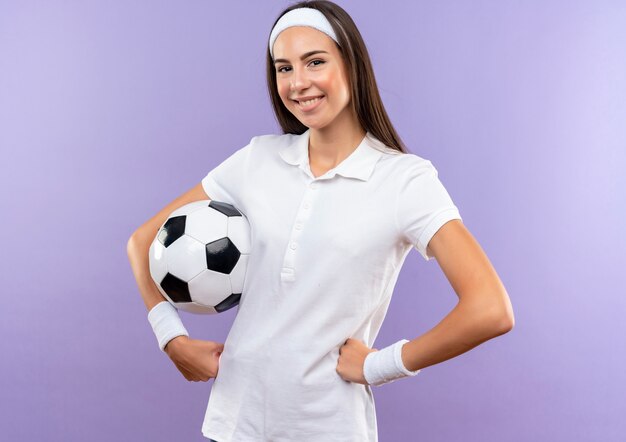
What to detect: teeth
<box><xmin>300</xmin><ymin>97</ymin><xmax>322</xmax><ymax>106</ymax></box>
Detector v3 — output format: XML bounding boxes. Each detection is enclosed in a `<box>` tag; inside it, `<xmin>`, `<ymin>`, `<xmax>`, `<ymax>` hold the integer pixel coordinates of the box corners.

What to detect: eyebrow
<box><xmin>273</xmin><ymin>50</ymin><xmax>329</xmax><ymax>64</ymax></box>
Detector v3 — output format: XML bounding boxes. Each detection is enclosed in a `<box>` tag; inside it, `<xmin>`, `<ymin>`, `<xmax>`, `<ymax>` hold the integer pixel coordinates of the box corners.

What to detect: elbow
<box><xmin>459</xmin><ymin>286</ymin><xmax>515</xmax><ymax>334</ymax></box>
<box><xmin>126</xmin><ymin>237</ymin><xmax>134</xmax><ymax>257</ymax></box>
<box><xmin>459</xmin><ymin>297</ymin><xmax>514</xmax><ymax>339</ymax></box>
<box><xmin>489</xmin><ymin>301</ymin><xmax>515</xmax><ymax>335</ymax></box>
<box><xmin>127</xmin><ymin>226</ymin><xmax>158</xmax><ymax>258</ymax></box>
<box><xmin>475</xmin><ymin>310</ymin><xmax>513</xmax><ymax>340</ymax></box>
<box><xmin>498</xmin><ymin>290</ymin><xmax>515</xmax><ymax>332</ymax></box>
<box><xmin>126</xmin><ymin>229</ymin><xmax>146</xmax><ymax>256</ymax></box>
<box><xmin>469</xmin><ymin>292</ymin><xmax>514</xmax><ymax>336</ymax></box>
<box><xmin>493</xmin><ymin>312</ymin><xmax>514</xmax><ymax>335</ymax></box>
<box><xmin>484</xmin><ymin>286</ymin><xmax>515</xmax><ymax>335</ymax></box>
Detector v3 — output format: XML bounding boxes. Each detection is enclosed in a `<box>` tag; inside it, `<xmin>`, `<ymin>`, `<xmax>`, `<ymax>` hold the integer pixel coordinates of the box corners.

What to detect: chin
<box><xmin>299</xmin><ymin>120</ymin><xmax>329</xmax><ymax>131</ymax></box>
<box><xmin>297</xmin><ymin>114</ymin><xmax>334</xmax><ymax>130</ymax></box>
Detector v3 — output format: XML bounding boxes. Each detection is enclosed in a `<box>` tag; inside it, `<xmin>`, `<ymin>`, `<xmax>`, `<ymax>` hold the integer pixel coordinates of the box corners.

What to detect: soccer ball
<box><xmin>148</xmin><ymin>199</ymin><xmax>251</xmax><ymax>314</ymax></box>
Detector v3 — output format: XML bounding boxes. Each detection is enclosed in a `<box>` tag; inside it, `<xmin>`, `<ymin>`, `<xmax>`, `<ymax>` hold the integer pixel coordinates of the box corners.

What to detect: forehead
<box><xmin>273</xmin><ymin>26</ymin><xmax>337</xmax><ymax>58</ymax></box>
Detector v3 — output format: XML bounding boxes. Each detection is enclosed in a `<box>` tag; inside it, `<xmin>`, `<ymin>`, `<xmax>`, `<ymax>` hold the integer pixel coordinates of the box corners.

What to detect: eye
<box><xmin>276</xmin><ymin>59</ymin><xmax>325</xmax><ymax>73</ymax></box>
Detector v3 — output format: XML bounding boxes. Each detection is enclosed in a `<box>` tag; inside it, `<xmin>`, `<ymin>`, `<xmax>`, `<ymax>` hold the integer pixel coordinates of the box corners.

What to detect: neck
<box><xmin>307</xmin><ymin>110</ymin><xmax>366</xmax><ymax>168</ymax></box>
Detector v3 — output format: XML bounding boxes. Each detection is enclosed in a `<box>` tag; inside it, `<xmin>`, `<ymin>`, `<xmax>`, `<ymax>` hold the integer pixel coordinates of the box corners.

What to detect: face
<box><xmin>272</xmin><ymin>26</ymin><xmax>352</xmax><ymax>130</ymax></box>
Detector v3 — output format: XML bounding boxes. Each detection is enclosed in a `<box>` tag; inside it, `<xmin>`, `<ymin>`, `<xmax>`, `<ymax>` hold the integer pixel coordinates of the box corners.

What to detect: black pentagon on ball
<box><xmin>160</xmin><ymin>273</ymin><xmax>192</xmax><ymax>303</ymax></box>
<box><xmin>209</xmin><ymin>200</ymin><xmax>242</xmax><ymax>217</ymax></box>
<box><xmin>215</xmin><ymin>293</ymin><xmax>241</xmax><ymax>313</ymax></box>
<box><xmin>157</xmin><ymin>216</ymin><xmax>186</xmax><ymax>248</ymax></box>
<box><xmin>206</xmin><ymin>237</ymin><xmax>241</xmax><ymax>273</ymax></box>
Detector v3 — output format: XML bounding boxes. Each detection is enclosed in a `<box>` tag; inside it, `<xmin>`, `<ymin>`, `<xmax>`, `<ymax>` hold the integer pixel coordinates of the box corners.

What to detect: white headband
<box><xmin>269</xmin><ymin>7</ymin><xmax>339</xmax><ymax>59</ymax></box>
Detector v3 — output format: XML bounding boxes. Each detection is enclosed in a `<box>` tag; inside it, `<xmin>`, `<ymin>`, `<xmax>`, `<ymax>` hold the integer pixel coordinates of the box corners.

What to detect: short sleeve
<box><xmin>201</xmin><ymin>137</ymin><xmax>254</xmax><ymax>209</ymax></box>
<box><xmin>395</xmin><ymin>158</ymin><xmax>462</xmax><ymax>261</ymax></box>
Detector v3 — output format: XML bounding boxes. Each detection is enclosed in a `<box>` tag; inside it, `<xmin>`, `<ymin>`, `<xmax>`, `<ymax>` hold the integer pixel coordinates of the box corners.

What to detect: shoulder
<box><xmin>367</xmin><ymin>135</ymin><xmax>434</xmax><ymax>171</ymax></box>
<box><xmin>249</xmin><ymin>132</ymin><xmax>299</xmax><ymax>148</ymax></box>
<box><xmin>379</xmin><ymin>149</ymin><xmax>436</xmax><ymax>176</ymax></box>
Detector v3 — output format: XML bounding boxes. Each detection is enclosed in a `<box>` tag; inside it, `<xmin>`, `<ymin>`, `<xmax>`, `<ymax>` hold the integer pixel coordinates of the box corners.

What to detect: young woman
<box><xmin>127</xmin><ymin>1</ymin><xmax>514</xmax><ymax>441</ymax></box>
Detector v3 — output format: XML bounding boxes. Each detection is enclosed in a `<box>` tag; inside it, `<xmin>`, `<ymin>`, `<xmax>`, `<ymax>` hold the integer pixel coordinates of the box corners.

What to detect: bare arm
<box><xmin>401</xmin><ymin>219</ymin><xmax>515</xmax><ymax>372</ymax></box>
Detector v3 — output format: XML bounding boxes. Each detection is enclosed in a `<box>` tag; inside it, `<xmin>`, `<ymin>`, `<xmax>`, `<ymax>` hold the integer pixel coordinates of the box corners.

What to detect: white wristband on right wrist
<box><xmin>363</xmin><ymin>339</ymin><xmax>421</xmax><ymax>386</ymax></box>
<box><xmin>147</xmin><ymin>301</ymin><xmax>189</xmax><ymax>352</ymax></box>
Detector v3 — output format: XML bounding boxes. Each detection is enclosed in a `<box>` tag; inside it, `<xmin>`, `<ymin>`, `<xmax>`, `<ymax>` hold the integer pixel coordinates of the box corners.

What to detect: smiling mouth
<box><xmin>293</xmin><ymin>95</ymin><xmax>325</xmax><ymax>111</ymax></box>
<box><xmin>293</xmin><ymin>95</ymin><xmax>324</xmax><ymax>105</ymax></box>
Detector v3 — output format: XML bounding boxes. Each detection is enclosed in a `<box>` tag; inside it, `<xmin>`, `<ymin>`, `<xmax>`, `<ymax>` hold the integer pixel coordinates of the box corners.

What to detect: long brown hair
<box><xmin>265</xmin><ymin>0</ymin><xmax>409</xmax><ymax>154</ymax></box>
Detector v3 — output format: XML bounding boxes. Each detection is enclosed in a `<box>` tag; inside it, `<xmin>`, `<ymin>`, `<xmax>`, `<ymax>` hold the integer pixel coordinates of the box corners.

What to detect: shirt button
<box><xmin>295</xmin><ymin>223</ymin><xmax>303</xmax><ymax>230</ymax></box>
<box><xmin>290</xmin><ymin>242</ymin><xmax>298</xmax><ymax>250</ymax></box>
<box><xmin>309</xmin><ymin>182</ymin><xmax>317</xmax><ymax>189</ymax></box>
<box><xmin>303</xmin><ymin>202</ymin><xmax>310</xmax><ymax>209</ymax></box>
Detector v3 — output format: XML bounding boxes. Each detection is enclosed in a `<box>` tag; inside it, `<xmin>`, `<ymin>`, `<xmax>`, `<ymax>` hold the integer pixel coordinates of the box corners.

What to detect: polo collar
<box><xmin>278</xmin><ymin>129</ymin><xmax>385</xmax><ymax>181</ymax></box>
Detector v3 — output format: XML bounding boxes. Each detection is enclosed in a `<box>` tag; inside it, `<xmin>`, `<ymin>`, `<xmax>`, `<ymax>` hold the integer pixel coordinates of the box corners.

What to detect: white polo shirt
<box><xmin>200</xmin><ymin>129</ymin><xmax>462</xmax><ymax>442</ymax></box>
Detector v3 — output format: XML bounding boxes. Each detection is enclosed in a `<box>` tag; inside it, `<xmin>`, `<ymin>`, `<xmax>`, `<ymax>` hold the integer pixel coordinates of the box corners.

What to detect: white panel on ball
<box><xmin>185</xmin><ymin>207</ymin><xmax>229</xmax><ymax>244</ymax></box>
<box><xmin>165</xmin><ymin>235</ymin><xmax>207</xmax><ymax>281</ymax></box>
<box><xmin>188</xmin><ymin>269</ymin><xmax>233</xmax><ymax>306</ymax></box>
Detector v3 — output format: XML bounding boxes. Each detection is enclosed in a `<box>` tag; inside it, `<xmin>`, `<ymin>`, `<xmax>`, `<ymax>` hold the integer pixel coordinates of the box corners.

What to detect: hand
<box><xmin>164</xmin><ymin>336</ymin><xmax>224</xmax><ymax>382</ymax></box>
<box><xmin>336</xmin><ymin>338</ymin><xmax>378</xmax><ymax>385</ymax></box>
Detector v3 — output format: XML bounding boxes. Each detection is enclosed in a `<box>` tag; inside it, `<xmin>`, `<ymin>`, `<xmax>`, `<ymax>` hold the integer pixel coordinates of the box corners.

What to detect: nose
<box><xmin>290</xmin><ymin>66</ymin><xmax>310</xmax><ymax>91</ymax></box>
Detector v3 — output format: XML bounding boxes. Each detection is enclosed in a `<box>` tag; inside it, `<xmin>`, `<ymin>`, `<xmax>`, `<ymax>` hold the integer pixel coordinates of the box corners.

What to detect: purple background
<box><xmin>1</xmin><ymin>1</ymin><xmax>624</xmax><ymax>441</ymax></box>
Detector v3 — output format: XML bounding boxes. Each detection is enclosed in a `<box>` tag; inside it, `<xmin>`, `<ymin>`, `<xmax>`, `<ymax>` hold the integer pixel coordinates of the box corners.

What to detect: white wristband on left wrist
<box><xmin>363</xmin><ymin>339</ymin><xmax>421</xmax><ymax>386</ymax></box>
